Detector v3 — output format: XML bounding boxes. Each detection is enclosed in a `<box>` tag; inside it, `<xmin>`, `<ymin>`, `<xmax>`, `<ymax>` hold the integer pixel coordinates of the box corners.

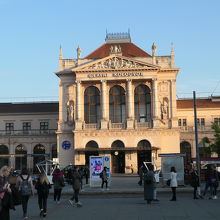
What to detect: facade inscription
<box><xmin>88</xmin><ymin>72</ymin><xmax>143</xmax><ymax>78</ymax></box>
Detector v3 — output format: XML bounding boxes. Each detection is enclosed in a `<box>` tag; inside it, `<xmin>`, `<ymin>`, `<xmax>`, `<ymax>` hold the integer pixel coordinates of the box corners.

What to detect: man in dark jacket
<box><xmin>69</xmin><ymin>166</ymin><xmax>82</xmax><ymax>207</ymax></box>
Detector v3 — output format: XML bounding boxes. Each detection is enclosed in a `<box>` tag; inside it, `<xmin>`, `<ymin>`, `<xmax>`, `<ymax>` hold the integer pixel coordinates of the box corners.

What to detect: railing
<box><xmin>111</xmin><ymin>123</ymin><xmax>126</xmax><ymax>129</ymax></box>
<box><xmin>0</xmin><ymin>129</ymin><xmax>57</xmax><ymax>136</ymax></box>
<box><xmin>84</xmin><ymin>123</ymin><xmax>98</xmax><ymax>130</ymax></box>
<box><xmin>136</xmin><ymin>122</ymin><xmax>152</xmax><ymax>129</ymax></box>
<box><xmin>179</xmin><ymin>126</ymin><xmax>213</xmax><ymax>132</ymax></box>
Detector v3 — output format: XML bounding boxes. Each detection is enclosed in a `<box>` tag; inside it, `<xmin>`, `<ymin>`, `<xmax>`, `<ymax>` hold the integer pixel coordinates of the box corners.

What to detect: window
<box><xmin>134</xmin><ymin>84</ymin><xmax>151</xmax><ymax>122</ymax></box>
<box><xmin>197</xmin><ymin>118</ymin><xmax>205</xmax><ymax>126</ymax></box>
<box><xmin>84</xmin><ymin>86</ymin><xmax>100</xmax><ymax>123</ymax></box>
<box><xmin>5</xmin><ymin>123</ymin><xmax>14</xmax><ymax>134</ymax></box>
<box><xmin>109</xmin><ymin>85</ymin><xmax>126</xmax><ymax>123</ymax></box>
<box><xmin>23</xmin><ymin>122</ymin><xmax>31</xmax><ymax>134</ymax></box>
<box><xmin>214</xmin><ymin>118</ymin><xmax>220</xmax><ymax>125</ymax></box>
<box><xmin>40</xmin><ymin>122</ymin><xmax>49</xmax><ymax>130</ymax></box>
<box><xmin>178</xmin><ymin>119</ymin><xmax>187</xmax><ymax>127</ymax></box>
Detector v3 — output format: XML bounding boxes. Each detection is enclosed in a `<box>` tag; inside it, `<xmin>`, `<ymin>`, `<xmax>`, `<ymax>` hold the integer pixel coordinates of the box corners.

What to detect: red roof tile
<box><xmin>177</xmin><ymin>99</ymin><xmax>220</xmax><ymax>109</ymax></box>
<box><xmin>85</xmin><ymin>43</ymin><xmax>151</xmax><ymax>59</ymax></box>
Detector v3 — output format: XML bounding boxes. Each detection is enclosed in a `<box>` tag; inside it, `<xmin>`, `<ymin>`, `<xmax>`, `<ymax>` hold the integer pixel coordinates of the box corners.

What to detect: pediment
<box><xmin>72</xmin><ymin>55</ymin><xmax>159</xmax><ymax>72</ymax></box>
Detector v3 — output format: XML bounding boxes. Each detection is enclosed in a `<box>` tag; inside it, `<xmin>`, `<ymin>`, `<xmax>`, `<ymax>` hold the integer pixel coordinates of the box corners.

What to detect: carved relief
<box><xmin>158</xmin><ymin>81</ymin><xmax>168</xmax><ymax>92</ymax></box>
<box><xmin>110</xmin><ymin>45</ymin><xmax>122</xmax><ymax>54</ymax></box>
<box><xmin>85</xmin><ymin>57</ymin><xmax>147</xmax><ymax>70</ymax></box>
<box><xmin>160</xmin><ymin>97</ymin><xmax>169</xmax><ymax>120</ymax></box>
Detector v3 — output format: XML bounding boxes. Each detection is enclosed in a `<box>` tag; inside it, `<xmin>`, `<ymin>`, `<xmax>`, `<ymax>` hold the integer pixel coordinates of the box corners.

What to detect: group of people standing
<box><xmin>139</xmin><ymin>163</ymin><xmax>219</xmax><ymax>204</ymax></box>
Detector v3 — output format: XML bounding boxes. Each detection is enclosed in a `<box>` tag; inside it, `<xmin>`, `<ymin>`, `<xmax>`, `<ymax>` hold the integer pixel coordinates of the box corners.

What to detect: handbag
<box><xmin>166</xmin><ymin>179</ymin><xmax>171</xmax><ymax>186</ymax></box>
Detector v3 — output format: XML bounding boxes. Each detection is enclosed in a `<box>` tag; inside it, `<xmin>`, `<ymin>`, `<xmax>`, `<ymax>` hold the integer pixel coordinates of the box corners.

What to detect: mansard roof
<box><xmin>0</xmin><ymin>102</ymin><xmax>59</xmax><ymax>114</ymax></box>
<box><xmin>85</xmin><ymin>42</ymin><xmax>151</xmax><ymax>59</ymax></box>
<box><xmin>177</xmin><ymin>98</ymin><xmax>220</xmax><ymax>109</ymax></box>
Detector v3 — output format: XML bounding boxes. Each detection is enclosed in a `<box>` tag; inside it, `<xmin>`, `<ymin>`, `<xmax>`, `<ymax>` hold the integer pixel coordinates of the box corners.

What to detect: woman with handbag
<box><xmin>35</xmin><ymin>174</ymin><xmax>51</xmax><ymax>217</ymax></box>
<box><xmin>170</xmin><ymin>166</ymin><xmax>178</xmax><ymax>201</ymax></box>
<box><xmin>52</xmin><ymin>168</ymin><xmax>65</xmax><ymax>204</ymax></box>
<box><xmin>0</xmin><ymin>166</ymin><xmax>14</xmax><ymax>220</ymax></box>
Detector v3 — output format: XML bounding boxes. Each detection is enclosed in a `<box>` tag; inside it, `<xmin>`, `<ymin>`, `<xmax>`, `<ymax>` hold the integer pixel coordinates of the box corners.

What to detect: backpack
<box><xmin>144</xmin><ymin>172</ymin><xmax>153</xmax><ymax>184</ymax></box>
<box><xmin>19</xmin><ymin>175</ymin><xmax>32</xmax><ymax>196</ymax></box>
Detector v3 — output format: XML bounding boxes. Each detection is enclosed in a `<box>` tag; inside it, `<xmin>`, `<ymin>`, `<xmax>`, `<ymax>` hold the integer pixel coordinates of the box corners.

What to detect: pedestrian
<box><xmin>130</xmin><ymin>164</ymin><xmax>134</xmax><ymax>174</ymax></box>
<box><xmin>190</xmin><ymin>167</ymin><xmax>200</xmax><ymax>199</ymax></box>
<box><xmin>79</xmin><ymin>167</ymin><xmax>84</xmax><ymax>191</ymax></box>
<box><xmin>69</xmin><ymin>166</ymin><xmax>82</xmax><ymax>207</ymax></box>
<box><xmin>143</xmin><ymin>164</ymin><xmax>155</xmax><ymax>204</ymax></box>
<box><xmin>138</xmin><ymin>165</ymin><xmax>144</xmax><ymax>186</ymax></box>
<box><xmin>210</xmin><ymin>166</ymin><xmax>219</xmax><ymax>199</ymax></box>
<box><xmin>170</xmin><ymin>166</ymin><xmax>178</xmax><ymax>201</ymax></box>
<box><xmin>202</xmin><ymin>165</ymin><xmax>212</xmax><ymax>198</ymax></box>
<box><xmin>52</xmin><ymin>168</ymin><xmax>65</xmax><ymax>204</ymax></box>
<box><xmin>35</xmin><ymin>174</ymin><xmax>51</xmax><ymax>217</ymax></box>
<box><xmin>153</xmin><ymin>168</ymin><xmax>160</xmax><ymax>202</ymax></box>
<box><xmin>16</xmin><ymin>168</ymin><xmax>34</xmax><ymax>219</ymax></box>
<box><xmin>84</xmin><ymin>166</ymin><xmax>89</xmax><ymax>185</ymax></box>
<box><xmin>100</xmin><ymin>166</ymin><xmax>109</xmax><ymax>190</ymax></box>
<box><xmin>0</xmin><ymin>166</ymin><xmax>14</xmax><ymax>220</ymax></box>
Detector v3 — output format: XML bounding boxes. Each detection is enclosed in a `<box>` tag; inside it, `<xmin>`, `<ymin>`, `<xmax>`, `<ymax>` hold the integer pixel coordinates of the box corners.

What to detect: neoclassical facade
<box><xmin>55</xmin><ymin>33</ymin><xmax>180</xmax><ymax>173</ymax></box>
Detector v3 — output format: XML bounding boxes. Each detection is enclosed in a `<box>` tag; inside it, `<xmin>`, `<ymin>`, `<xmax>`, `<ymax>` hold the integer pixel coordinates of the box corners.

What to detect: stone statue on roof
<box><xmin>77</xmin><ymin>45</ymin><xmax>82</xmax><ymax>59</ymax></box>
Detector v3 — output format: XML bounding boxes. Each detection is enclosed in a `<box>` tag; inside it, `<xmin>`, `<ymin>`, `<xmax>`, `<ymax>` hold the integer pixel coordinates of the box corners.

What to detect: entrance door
<box><xmin>111</xmin><ymin>151</ymin><xmax>125</xmax><ymax>173</ymax></box>
<box><xmin>111</xmin><ymin>140</ymin><xmax>125</xmax><ymax>173</ymax></box>
<box><xmin>85</xmin><ymin>141</ymin><xmax>99</xmax><ymax>166</ymax></box>
<box><xmin>137</xmin><ymin>140</ymin><xmax>152</xmax><ymax>170</ymax></box>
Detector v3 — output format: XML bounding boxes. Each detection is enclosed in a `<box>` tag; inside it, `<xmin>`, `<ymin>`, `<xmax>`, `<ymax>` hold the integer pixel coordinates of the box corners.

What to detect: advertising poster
<box><xmin>90</xmin><ymin>156</ymin><xmax>103</xmax><ymax>179</ymax></box>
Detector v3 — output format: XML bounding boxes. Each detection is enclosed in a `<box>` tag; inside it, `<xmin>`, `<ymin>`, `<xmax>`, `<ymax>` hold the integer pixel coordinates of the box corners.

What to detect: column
<box><xmin>126</xmin><ymin>79</ymin><xmax>134</xmax><ymax>129</ymax></box>
<box><xmin>75</xmin><ymin>80</ymin><xmax>83</xmax><ymax>130</ymax></box>
<box><xmin>152</xmin><ymin>78</ymin><xmax>160</xmax><ymax>128</ymax></box>
<box><xmin>101</xmin><ymin>80</ymin><xmax>108</xmax><ymax>129</ymax></box>
<box><xmin>170</xmin><ymin>79</ymin><xmax>178</xmax><ymax>127</ymax></box>
<box><xmin>127</xmin><ymin>79</ymin><xmax>132</xmax><ymax>119</ymax></box>
<box><xmin>101</xmin><ymin>80</ymin><xmax>107</xmax><ymax>120</ymax></box>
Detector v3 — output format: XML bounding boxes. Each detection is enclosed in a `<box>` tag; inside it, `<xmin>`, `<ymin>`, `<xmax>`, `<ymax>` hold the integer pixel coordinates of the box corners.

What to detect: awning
<box><xmin>74</xmin><ymin>146</ymin><xmax>160</xmax><ymax>152</ymax></box>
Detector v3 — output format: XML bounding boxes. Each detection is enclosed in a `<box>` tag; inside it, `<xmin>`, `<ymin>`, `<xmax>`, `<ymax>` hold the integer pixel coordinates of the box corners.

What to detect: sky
<box><xmin>0</xmin><ymin>0</ymin><xmax>220</xmax><ymax>102</ymax></box>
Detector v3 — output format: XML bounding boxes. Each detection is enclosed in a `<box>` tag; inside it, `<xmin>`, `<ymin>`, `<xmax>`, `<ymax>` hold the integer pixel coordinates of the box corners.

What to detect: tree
<box><xmin>210</xmin><ymin>123</ymin><xmax>220</xmax><ymax>155</ymax></box>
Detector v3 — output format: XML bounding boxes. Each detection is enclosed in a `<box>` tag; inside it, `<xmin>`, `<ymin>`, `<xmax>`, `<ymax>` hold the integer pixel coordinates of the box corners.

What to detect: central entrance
<box><xmin>85</xmin><ymin>141</ymin><xmax>99</xmax><ymax>166</ymax></box>
<box><xmin>137</xmin><ymin>140</ymin><xmax>152</xmax><ymax>169</ymax></box>
<box><xmin>111</xmin><ymin>140</ymin><xmax>125</xmax><ymax>173</ymax></box>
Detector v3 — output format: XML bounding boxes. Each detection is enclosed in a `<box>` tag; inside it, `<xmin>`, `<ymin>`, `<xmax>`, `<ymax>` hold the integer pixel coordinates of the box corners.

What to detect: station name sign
<box><xmin>88</xmin><ymin>72</ymin><xmax>143</xmax><ymax>78</ymax></box>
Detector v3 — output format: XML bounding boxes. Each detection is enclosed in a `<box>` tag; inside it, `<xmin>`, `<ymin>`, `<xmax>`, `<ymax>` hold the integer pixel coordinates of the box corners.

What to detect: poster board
<box><xmin>159</xmin><ymin>154</ymin><xmax>184</xmax><ymax>185</ymax></box>
<box><xmin>89</xmin><ymin>156</ymin><xmax>110</xmax><ymax>187</ymax></box>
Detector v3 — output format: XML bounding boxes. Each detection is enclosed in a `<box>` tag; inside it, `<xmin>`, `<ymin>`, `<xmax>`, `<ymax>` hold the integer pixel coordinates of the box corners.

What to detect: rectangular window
<box><xmin>214</xmin><ymin>118</ymin><xmax>220</xmax><ymax>125</ymax></box>
<box><xmin>5</xmin><ymin>123</ymin><xmax>14</xmax><ymax>134</ymax></box>
<box><xmin>40</xmin><ymin>122</ymin><xmax>49</xmax><ymax>130</ymax></box>
<box><xmin>178</xmin><ymin>119</ymin><xmax>181</xmax><ymax>127</ymax></box>
<box><xmin>178</xmin><ymin>119</ymin><xmax>187</xmax><ymax>127</ymax></box>
<box><xmin>201</xmin><ymin>118</ymin><xmax>205</xmax><ymax>126</ymax></box>
<box><xmin>23</xmin><ymin>122</ymin><xmax>31</xmax><ymax>134</ymax></box>
<box><xmin>183</xmin><ymin>119</ymin><xmax>187</xmax><ymax>126</ymax></box>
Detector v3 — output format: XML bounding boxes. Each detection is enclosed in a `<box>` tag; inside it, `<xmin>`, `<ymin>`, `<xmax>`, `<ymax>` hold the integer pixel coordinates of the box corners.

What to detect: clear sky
<box><xmin>0</xmin><ymin>0</ymin><xmax>220</xmax><ymax>102</ymax></box>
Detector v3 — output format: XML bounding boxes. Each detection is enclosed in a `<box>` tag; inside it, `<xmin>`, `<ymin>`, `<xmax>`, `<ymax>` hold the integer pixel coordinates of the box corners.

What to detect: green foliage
<box><xmin>210</xmin><ymin>123</ymin><xmax>220</xmax><ymax>155</ymax></box>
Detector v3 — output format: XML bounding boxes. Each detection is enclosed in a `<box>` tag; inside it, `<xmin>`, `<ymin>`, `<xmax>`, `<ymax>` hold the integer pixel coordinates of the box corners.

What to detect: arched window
<box><xmin>137</xmin><ymin>140</ymin><xmax>152</xmax><ymax>169</ymax></box>
<box><xmin>84</xmin><ymin>86</ymin><xmax>100</xmax><ymax>123</ymax></box>
<box><xmin>134</xmin><ymin>85</ymin><xmax>151</xmax><ymax>122</ymax></box>
<box><xmin>0</xmin><ymin>145</ymin><xmax>9</xmax><ymax>167</ymax></box>
<box><xmin>109</xmin><ymin>85</ymin><xmax>126</xmax><ymax>123</ymax></box>
<box><xmin>180</xmin><ymin>141</ymin><xmax>192</xmax><ymax>166</ymax></box>
<box><xmin>15</xmin><ymin>144</ymin><xmax>27</xmax><ymax>170</ymax></box>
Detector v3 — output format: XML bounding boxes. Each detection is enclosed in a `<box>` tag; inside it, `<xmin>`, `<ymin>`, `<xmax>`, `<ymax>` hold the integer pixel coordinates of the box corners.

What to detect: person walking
<box><xmin>210</xmin><ymin>166</ymin><xmax>219</xmax><ymax>199</ymax></box>
<box><xmin>170</xmin><ymin>166</ymin><xmax>178</xmax><ymax>201</ymax></box>
<box><xmin>138</xmin><ymin>165</ymin><xmax>144</xmax><ymax>186</ymax></box>
<box><xmin>69</xmin><ymin>166</ymin><xmax>82</xmax><ymax>207</ymax></box>
<box><xmin>143</xmin><ymin>164</ymin><xmax>155</xmax><ymax>204</ymax></box>
<box><xmin>52</xmin><ymin>168</ymin><xmax>65</xmax><ymax>204</ymax></box>
<box><xmin>16</xmin><ymin>168</ymin><xmax>34</xmax><ymax>219</ymax></box>
<box><xmin>100</xmin><ymin>167</ymin><xmax>108</xmax><ymax>190</ymax></box>
<box><xmin>84</xmin><ymin>166</ymin><xmax>89</xmax><ymax>185</ymax></box>
<box><xmin>35</xmin><ymin>174</ymin><xmax>51</xmax><ymax>217</ymax></box>
<box><xmin>202</xmin><ymin>165</ymin><xmax>212</xmax><ymax>198</ymax></box>
<box><xmin>190</xmin><ymin>167</ymin><xmax>200</xmax><ymax>199</ymax></box>
<box><xmin>0</xmin><ymin>166</ymin><xmax>14</xmax><ymax>220</ymax></box>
